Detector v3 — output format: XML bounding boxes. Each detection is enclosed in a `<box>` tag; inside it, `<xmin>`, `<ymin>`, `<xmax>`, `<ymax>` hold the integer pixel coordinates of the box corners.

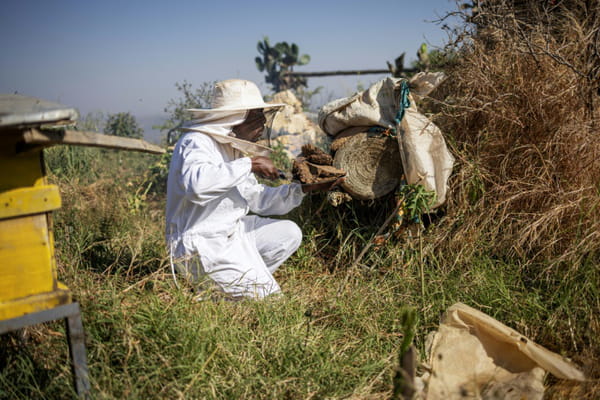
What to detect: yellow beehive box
<box><xmin>0</xmin><ymin>148</ymin><xmax>71</xmax><ymax>320</ymax></box>
<box><xmin>0</xmin><ymin>95</ymin><xmax>78</xmax><ymax>321</ymax></box>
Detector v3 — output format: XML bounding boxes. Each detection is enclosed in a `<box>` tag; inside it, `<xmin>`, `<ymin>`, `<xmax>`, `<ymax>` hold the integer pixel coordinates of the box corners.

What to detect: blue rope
<box><xmin>368</xmin><ymin>80</ymin><xmax>411</xmax><ymax>139</ymax></box>
<box><xmin>395</xmin><ymin>80</ymin><xmax>411</xmax><ymax>125</ymax></box>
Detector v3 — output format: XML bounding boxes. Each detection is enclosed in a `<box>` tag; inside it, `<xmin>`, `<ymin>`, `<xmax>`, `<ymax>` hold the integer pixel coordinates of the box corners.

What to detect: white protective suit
<box><xmin>166</xmin><ymin>111</ymin><xmax>305</xmax><ymax>299</ymax></box>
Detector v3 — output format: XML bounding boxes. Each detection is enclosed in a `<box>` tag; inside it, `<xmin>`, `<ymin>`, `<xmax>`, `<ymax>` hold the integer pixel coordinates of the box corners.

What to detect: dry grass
<box><xmin>431</xmin><ymin>0</ymin><xmax>600</xmax><ymax>267</ymax></box>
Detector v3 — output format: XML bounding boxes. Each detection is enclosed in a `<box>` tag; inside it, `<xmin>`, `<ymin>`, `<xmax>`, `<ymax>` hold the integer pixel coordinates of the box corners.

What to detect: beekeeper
<box><xmin>166</xmin><ymin>79</ymin><xmax>339</xmax><ymax>299</ymax></box>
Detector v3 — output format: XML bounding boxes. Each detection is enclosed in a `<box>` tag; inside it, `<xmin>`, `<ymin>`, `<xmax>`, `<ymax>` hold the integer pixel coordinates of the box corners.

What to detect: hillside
<box><xmin>1</xmin><ymin>1</ymin><xmax>598</xmax><ymax>398</ymax></box>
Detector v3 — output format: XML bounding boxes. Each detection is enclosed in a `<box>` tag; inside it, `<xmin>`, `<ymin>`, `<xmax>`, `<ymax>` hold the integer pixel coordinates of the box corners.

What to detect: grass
<box><xmin>1</xmin><ymin>144</ymin><xmax>597</xmax><ymax>398</ymax></box>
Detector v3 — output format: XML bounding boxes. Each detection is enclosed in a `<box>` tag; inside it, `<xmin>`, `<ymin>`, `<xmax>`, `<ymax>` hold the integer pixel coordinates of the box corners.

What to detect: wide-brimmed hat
<box><xmin>186</xmin><ymin>79</ymin><xmax>285</xmax><ymax>116</ymax></box>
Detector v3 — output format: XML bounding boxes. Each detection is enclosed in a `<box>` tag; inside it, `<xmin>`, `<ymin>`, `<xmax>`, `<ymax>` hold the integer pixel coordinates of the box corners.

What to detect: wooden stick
<box><xmin>21</xmin><ymin>128</ymin><xmax>165</xmax><ymax>154</ymax></box>
<box><xmin>282</xmin><ymin>68</ymin><xmax>418</xmax><ymax>78</ymax></box>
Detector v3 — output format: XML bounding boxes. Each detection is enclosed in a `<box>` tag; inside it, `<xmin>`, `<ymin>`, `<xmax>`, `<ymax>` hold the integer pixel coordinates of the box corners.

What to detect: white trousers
<box><xmin>175</xmin><ymin>215</ymin><xmax>302</xmax><ymax>299</ymax></box>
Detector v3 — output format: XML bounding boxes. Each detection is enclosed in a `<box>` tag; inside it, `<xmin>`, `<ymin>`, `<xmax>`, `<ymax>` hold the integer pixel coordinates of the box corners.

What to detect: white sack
<box><xmin>408</xmin><ymin>71</ymin><xmax>446</xmax><ymax>101</ymax></box>
<box><xmin>397</xmin><ymin>95</ymin><xmax>454</xmax><ymax>208</ymax></box>
<box><xmin>318</xmin><ymin>78</ymin><xmax>400</xmax><ymax>136</ymax></box>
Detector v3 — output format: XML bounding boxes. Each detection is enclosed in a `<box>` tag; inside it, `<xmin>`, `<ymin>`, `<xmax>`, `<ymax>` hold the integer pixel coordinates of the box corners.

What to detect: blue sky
<box><xmin>0</xmin><ymin>0</ymin><xmax>460</xmax><ymax>140</ymax></box>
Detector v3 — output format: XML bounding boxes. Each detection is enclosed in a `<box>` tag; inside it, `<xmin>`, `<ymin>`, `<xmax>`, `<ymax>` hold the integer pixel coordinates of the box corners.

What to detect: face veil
<box><xmin>262</xmin><ymin>107</ymin><xmax>280</xmax><ymax>147</ymax></box>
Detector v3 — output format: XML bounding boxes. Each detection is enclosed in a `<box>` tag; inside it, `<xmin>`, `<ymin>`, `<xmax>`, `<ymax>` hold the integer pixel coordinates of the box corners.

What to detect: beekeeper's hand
<box><xmin>301</xmin><ymin>177</ymin><xmax>345</xmax><ymax>193</ymax></box>
<box><xmin>251</xmin><ymin>156</ymin><xmax>279</xmax><ymax>180</ymax></box>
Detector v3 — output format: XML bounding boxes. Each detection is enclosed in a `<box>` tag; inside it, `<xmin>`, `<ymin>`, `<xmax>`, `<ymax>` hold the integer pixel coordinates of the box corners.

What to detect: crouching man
<box><xmin>166</xmin><ymin>79</ymin><xmax>340</xmax><ymax>299</ymax></box>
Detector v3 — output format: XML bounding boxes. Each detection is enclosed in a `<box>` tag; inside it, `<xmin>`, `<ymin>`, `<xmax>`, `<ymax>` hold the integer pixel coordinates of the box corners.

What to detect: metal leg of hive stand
<box><xmin>64</xmin><ymin>302</ymin><xmax>91</xmax><ymax>399</ymax></box>
<box><xmin>0</xmin><ymin>302</ymin><xmax>91</xmax><ymax>398</ymax></box>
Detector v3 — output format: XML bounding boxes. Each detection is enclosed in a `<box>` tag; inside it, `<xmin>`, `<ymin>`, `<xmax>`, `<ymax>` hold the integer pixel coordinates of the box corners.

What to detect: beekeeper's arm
<box><xmin>238</xmin><ymin>173</ymin><xmax>305</xmax><ymax>216</ymax></box>
<box><xmin>178</xmin><ymin>135</ymin><xmax>253</xmax><ymax>206</ymax></box>
<box><xmin>239</xmin><ymin>155</ymin><xmax>346</xmax><ymax>215</ymax></box>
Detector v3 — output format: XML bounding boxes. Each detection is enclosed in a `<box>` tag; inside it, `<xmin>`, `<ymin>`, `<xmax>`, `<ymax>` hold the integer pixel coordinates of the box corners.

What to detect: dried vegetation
<box><xmin>431</xmin><ymin>0</ymin><xmax>600</xmax><ymax>267</ymax></box>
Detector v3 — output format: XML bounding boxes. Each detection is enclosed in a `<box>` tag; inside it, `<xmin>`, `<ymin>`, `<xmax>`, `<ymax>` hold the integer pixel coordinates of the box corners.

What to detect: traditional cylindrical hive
<box><xmin>332</xmin><ymin>132</ymin><xmax>402</xmax><ymax>200</ymax></box>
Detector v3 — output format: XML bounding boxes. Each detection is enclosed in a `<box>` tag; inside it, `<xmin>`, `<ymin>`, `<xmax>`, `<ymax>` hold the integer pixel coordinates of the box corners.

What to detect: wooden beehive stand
<box><xmin>0</xmin><ymin>94</ymin><xmax>165</xmax><ymax>398</ymax></box>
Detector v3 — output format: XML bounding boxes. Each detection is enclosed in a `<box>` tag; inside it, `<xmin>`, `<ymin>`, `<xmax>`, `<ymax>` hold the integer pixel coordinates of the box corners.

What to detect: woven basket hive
<box><xmin>332</xmin><ymin>132</ymin><xmax>402</xmax><ymax>200</ymax></box>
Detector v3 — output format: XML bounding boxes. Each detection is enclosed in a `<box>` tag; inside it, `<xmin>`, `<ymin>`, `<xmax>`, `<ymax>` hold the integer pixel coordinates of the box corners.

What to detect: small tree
<box><xmin>409</xmin><ymin>43</ymin><xmax>458</xmax><ymax>73</ymax></box>
<box><xmin>255</xmin><ymin>36</ymin><xmax>311</xmax><ymax>92</ymax></box>
<box><xmin>155</xmin><ymin>80</ymin><xmax>214</xmax><ymax>144</ymax></box>
<box><xmin>76</xmin><ymin>111</ymin><xmax>105</xmax><ymax>132</ymax></box>
<box><xmin>104</xmin><ymin>112</ymin><xmax>143</xmax><ymax>139</ymax></box>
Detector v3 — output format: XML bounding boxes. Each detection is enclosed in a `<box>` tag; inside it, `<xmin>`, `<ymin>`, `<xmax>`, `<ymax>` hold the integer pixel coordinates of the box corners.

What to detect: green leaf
<box><xmin>298</xmin><ymin>54</ymin><xmax>310</xmax><ymax>65</ymax></box>
<box><xmin>274</xmin><ymin>43</ymin><xmax>286</xmax><ymax>53</ymax></box>
<box><xmin>282</xmin><ymin>55</ymin><xmax>296</xmax><ymax>65</ymax></box>
<box><xmin>255</xmin><ymin>57</ymin><xmax>264</xmax><ymax>71</ymax></box>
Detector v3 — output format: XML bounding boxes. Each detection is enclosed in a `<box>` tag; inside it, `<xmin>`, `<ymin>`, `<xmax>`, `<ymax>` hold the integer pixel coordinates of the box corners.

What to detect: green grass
<box><xmin>0</xmin><ymin>146</ymin><xmax>598</xmax><ymax>399</ymax></box>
